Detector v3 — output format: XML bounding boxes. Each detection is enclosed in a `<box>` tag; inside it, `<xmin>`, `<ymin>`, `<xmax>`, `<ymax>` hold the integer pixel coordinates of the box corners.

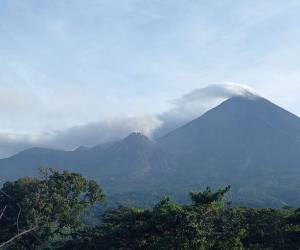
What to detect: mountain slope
<box><xmin>0</xmin><ymin>133</ymin><xmax>174</xmax><ymax>193</ymax></box>
<box><xmin>158</xmin><ymin>96</ymin><xmax>300</xmax><ymax>170</ymax></box>
<box><xmin>157</xmin><ymin>95</ymin><xmax>300</xmax><ymax>206</ymax></box>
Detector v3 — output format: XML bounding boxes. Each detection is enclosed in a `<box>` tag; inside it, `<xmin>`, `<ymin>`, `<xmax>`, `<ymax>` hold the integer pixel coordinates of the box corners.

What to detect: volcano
<box><xmin>2</xmin><ymin>95</ymin><xmax>300</xmax><ymax>207</ymax></box>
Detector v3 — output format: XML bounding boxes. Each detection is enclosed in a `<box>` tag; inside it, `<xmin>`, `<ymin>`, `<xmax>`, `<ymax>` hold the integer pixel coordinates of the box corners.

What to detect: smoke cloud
<box><xmin>153</xmin><ymin>83</ymin><xmax>257</xmax><ymax>137</ymax></box>
<box><xmin>0</xmin><ymin>83</ymin><xmax>256</xmax><ymax>158</ymax></box>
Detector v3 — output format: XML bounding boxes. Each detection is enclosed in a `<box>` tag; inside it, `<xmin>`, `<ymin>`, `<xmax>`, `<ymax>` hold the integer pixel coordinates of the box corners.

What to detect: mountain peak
<box><xmin>208</xmin><ymin>89</ymin><xmax>279</xmax><ymax>110</ymax></box>
<box><xmin>226</xmin><ymin>90</ymin><xmax>262</xmax><ymax>102</ymax></box>
<box><xmin>158</xmin><ymin>92</ymin><xmax>300</xmax><ymax>155</ymax></box>
<box><xmin>124</xmin><ymin>132</ymin><xmax>151</xmax><ymax>142</ymax></box>
<box><xmin>117</xmin><ymin>132</ymin><xmax>155</xmax><ymax>152</ymax></box>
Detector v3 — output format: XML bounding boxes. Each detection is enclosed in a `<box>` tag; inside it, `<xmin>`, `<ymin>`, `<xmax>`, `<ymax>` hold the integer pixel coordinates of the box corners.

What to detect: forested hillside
<box><xmin>1</xmin><ymin>170</ymin><xmax>300</xmax><ymax>249</ymax></box>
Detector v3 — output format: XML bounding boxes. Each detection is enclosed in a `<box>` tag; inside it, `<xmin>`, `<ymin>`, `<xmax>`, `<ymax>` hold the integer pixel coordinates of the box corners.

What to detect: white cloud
<box><xmin>47</xmin><ymin>115</ymin><xmax>162</xmax><ymax>149</ymax></box>
<box><xmin>0</xmin><ymin>132</ymin><xmax>42</xmax><ymax>157</ymax></box>
<box><xmin>0</xmin><ymin>115</ymin><xmax>162</xmax><ymax>158</ymax></box>
<box><xmin>0</xmin><ymin>83</ymin><xmax>257</xmax><ymax>157</ymax></box>
<box><xmin>152</xmin><ymin>83</ymin><xmax>257</xmax><ymax>137</ymax></box>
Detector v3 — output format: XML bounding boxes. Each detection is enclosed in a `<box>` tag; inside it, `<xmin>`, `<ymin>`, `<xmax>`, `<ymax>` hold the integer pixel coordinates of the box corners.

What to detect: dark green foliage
<box><xmin>61</xmin><ymin>186</ymin><xmax>300</xmax><ymax>250</ymax></box>
<box><xmin>241</xmin><ymin>208</ymin><xmax>287</xmax><ymax>249</ymax></box>
<box><xmin>190</xmin><ymin>185</ymin><xmax>231</xmax><ymax>207</ymax></box>
<box><xmin>62</xmin><ymin>186</ymin><xmax>246</xmax><ymax>250</ymax></box>
<box><xmin>2</xmin><ymin>172</ymin><xmax>300</xmax><ymax>249</ymax></box>
<box><xmin>0</xmin><ymin>169</ymin><xmax>105</xmax><ymax>249</ymax></box>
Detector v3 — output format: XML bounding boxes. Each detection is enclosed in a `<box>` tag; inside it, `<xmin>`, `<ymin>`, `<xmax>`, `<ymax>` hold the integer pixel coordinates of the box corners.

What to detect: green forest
<box><xmin>1</xmin><ymin>170</ymin><xmax>300</xmax><ymax>249</ymax></box>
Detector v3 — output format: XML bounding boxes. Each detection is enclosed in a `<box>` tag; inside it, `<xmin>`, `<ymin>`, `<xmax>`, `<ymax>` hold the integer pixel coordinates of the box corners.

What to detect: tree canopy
<box><xmin>0</xmin><ymin>169</ymin><xmax>105</xmax><ymax>249</ymax></box>
<box><xmin>1</xmin><ymin>172</ymin><xmax>300</xmax><ymax>249</ymax></box>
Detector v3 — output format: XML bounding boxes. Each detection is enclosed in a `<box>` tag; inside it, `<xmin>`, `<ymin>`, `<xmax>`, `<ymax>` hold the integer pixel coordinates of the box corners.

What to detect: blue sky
<box><xmin>0</xmin><ymin>0</ymin><xmax>300</xmax><ymax>156</ymax></box>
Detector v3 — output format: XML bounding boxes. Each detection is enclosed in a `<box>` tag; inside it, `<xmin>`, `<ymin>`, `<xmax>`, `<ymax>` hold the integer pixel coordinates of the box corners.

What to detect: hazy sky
<box><xmin>1</xmin><ymin>0</ymin><xmax>300</xmax><ymax>156</ymax></box>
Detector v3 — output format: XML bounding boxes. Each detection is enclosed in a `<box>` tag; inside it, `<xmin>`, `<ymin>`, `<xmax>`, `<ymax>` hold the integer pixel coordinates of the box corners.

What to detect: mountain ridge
<box><xmin>1</xmin><ymin>95</ymin><xmax>300</xmax><ymax>207</ymax></box>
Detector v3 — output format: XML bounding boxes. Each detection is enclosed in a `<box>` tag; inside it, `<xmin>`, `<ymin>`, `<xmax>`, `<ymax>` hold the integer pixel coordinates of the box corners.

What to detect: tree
<box><xmin>190</xmin><ymin>185</ymin><xmax>231</xmax><ymax>208</ymax></box>
<box><xmin>0</xmin><ymin>169</ymin><xmax>105</xmax><ymax>249</ymax></box>
<box><xmin>61</xmin><ymin>186</ymin><xmax>244</xmax><ymax>250</ymax></box>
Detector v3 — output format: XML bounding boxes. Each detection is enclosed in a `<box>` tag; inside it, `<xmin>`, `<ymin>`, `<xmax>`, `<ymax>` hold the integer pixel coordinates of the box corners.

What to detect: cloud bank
<box><xmin>0</xmin><ymin>83</ymin><xmax>256</xmax><ymax>158</ymax></box>
<box><xmin>153</xmin><ymin>83</ymin><xmax>257</xmax><ymax>137</ymax></box>
<box><xmin>0</xmin><ymin>116</ymin><xmax>161</xmax><ymax>157</ymax></box>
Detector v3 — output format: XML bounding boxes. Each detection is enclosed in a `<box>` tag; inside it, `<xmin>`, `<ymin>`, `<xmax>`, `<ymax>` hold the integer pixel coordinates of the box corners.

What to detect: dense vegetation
<box><xmin>1</xmin><ymin>170</ymin><xmax>300</xmax><ymax>249</ymax></box>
